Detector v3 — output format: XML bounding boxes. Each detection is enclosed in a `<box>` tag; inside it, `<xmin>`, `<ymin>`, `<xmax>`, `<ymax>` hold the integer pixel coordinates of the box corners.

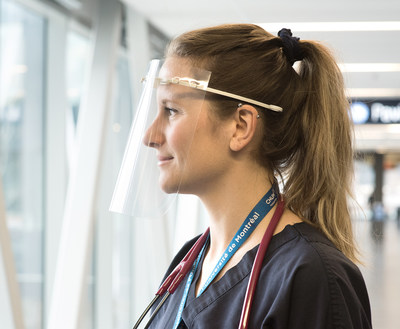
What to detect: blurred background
<box><xmin>0</xmin><ymin>0</ymin><xmax>399</xmax><ymax>329</ymax></box>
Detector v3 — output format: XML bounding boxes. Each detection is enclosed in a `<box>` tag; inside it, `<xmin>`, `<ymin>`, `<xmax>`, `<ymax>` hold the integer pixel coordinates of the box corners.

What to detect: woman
<box><xmin>140</xmin><ymin>24</ymin><xmax>372</xmax><ymax>329</ymax></box>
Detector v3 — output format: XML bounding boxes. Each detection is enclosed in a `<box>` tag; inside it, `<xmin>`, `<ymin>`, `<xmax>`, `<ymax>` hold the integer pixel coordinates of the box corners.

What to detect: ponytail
<box><xmin>282</xmin><ymin>40</ymin><xmax>358</xmax><ymax>262</ymax></box>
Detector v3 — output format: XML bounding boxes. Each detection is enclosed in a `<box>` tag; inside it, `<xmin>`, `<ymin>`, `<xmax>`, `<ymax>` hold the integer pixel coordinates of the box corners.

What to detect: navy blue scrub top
<box><xmin>148</xmin><ymin>222</ymin><xmax>372</xmax><ymax>329</ymax></box>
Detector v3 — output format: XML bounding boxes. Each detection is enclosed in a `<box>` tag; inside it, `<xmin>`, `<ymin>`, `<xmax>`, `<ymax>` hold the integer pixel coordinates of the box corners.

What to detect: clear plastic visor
<box><xmin>110</xmin><ymin>59</ymin><xmax>211</xmax><ymax>217</ymax></box>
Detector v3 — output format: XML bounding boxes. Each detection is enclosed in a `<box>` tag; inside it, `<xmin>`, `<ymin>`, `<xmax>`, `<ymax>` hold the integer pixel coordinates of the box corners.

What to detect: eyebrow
<box><xmin>158</xmin><ymin>89</ymin><xmax>206</xmax><ymax>101</ymax></box>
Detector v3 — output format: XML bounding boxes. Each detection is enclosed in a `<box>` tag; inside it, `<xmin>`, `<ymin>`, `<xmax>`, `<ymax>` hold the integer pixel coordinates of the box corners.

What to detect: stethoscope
<box><xmin>133</xmin><ymin>195</ymin><xmax>285</xmax><ymax>329</ymax></box>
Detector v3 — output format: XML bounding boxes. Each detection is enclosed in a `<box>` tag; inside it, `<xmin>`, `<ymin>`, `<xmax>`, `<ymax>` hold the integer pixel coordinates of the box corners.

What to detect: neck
<box><xmin>197</xmin><ymin>165</ymin><xmax>275</xmax><ymax>259</ymax></box>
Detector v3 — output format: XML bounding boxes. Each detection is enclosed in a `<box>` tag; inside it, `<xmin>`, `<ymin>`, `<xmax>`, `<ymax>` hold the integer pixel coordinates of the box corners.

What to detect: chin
<box><xmin>161</xmin><ymin>187</ymin><xmax>178</xmax><ymax>194</ymax></box>
<box><xmin>159</xmin><ymin>179</ymin><xmax>180</xmax><ymax>194</ymax></box>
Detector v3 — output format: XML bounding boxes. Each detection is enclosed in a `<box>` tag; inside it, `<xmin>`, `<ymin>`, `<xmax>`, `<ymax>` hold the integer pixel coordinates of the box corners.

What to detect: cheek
<box><xmin>167</xmin><ymin>124</ymin><xmax>195</xmax><ymax>156</ymax></box>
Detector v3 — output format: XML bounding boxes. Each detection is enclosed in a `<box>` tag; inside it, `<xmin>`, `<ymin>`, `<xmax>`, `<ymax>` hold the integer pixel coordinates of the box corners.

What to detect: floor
<box><xmin>354</xmin><ymin>219</ymin><xmax>400</xmax><ymax>329</ymax></box>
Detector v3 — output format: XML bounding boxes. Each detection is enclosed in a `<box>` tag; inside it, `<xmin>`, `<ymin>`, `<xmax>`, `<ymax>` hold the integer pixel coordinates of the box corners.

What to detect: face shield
<box><xmin>109</xmin><ymin>59</ymin><xmax>211</xmax><ymax>217</ymax></box>
<box><xmin>110</xmin><ymin>58</ymin><xmax>283</xmax><ymax>218</ymax></box>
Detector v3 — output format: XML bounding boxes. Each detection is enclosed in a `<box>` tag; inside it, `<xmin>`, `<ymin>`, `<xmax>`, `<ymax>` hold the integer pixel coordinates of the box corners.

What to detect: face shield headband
<box><xmin>152</xmin><ymin>77</ymin><xmax>283</xmax><ymax>113</ymax></box>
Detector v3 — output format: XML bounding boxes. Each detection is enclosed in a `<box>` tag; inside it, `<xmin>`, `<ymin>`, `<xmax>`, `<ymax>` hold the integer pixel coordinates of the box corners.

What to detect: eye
<box><xmin>165</xmin><ymin>107</ymin><xmax>178</xmax><ymax>117</ymax></box>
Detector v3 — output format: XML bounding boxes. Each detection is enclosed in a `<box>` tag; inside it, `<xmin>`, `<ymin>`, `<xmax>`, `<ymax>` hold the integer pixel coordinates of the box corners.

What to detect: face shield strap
<box><xmin>143</xmin><ymin>76</ymin><xmax>283</xmax><ymax>112</ymax></box>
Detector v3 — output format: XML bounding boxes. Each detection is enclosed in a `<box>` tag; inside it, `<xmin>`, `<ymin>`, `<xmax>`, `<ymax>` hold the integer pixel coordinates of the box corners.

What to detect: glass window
<box><xmin>353</xmin><ymin>155</ymin><xmax>375</xmax><ymax>220</ymax></box>
<box><xmin>66</xmin><ymin>30</ymin><xmax>92</xmax><ymax>168</ymax></box>
<box><xmin>0</xmin><ymin>1</ymin><xmax>45</xmax><ymax>328</ymax></box>
<box><xmin>383</xmin><ymin>153</ymin><xmax>400</xmax><ymax>220</ymax></box>
<box><xmin>111</xmin><ymin>55</ymin><xmax>134</xmax><ymax>329</ymax></box>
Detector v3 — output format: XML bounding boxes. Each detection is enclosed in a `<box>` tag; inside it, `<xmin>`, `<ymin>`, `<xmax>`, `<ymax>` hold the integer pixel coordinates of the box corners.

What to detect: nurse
<box><xmin>136</xmin><ymin>24</ymin><xmax>372</xmax><ymax>328</ymax></box>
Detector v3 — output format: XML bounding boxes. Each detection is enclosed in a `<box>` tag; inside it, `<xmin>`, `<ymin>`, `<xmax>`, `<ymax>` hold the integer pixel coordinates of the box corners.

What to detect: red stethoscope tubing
<box><xmin>132</xmin><ymin>229</ymin><xmax>210</xmax><ymax>329</ymax></box>
<box><xmin>238</xmin><ymin>196</ymin><xmax>285</xmax><ymax>329</ymax></box>
<box><xmin>132</xmin><ymin>198</ymin><xmax>285</xmax><ymax>329</ymax></box>
<box><xmin>157</xmin><ymin>227</ymin><xmax>210</xmax><ymax>296</ymax></box>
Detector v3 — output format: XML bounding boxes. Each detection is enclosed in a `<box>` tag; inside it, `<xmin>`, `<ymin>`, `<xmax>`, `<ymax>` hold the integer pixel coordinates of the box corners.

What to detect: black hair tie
<box><xmin>278</xmin><ymin>28</ymin><xmax>303</xmax><ymax>65</ymax></box>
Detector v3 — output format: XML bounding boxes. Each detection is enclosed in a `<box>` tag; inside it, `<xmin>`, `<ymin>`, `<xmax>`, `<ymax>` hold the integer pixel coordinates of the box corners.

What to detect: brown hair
<box><xmin>167</xmin><ymin>24</ymin><xmax>358</xmax><ymax>262</ymax></box>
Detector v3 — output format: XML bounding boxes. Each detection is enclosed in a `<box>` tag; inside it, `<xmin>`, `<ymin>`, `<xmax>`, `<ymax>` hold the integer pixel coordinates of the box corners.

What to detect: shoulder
<box><xmin>268</xmin><ymin>222</ymin><xmax>367</xmax><ymax>296</ymax></box>
<box><xmin>260</xmin><ymin>222</ymin><xmax>372</xmax><ymax>328</ymax></box>
<box><xmin>270</xmin><ymin>222</ymin><xmax>357</xmax><ymax>271</ymax></box>
<box><xmin>287</xmin><ymin>223</ymin><xmax>365</xmax><ymax>287</ymax></box>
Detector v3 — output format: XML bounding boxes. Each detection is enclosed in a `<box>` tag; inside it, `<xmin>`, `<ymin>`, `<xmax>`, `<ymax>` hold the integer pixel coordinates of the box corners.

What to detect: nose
<box><xmin>142</xmin><ymin>116</ymin><xmax>164</xmax><ymax>148</ymax></box>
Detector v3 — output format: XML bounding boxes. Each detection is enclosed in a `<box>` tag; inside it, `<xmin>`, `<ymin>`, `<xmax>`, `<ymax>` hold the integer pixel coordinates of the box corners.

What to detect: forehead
<box><xmin>157</xmin><ymin>58</ymin><xmax>209</xmax><ymax>101</ymax></box>
<box><xmin>159</xmin><ymin>57</ymin><xmax>193</xmax><ymax>79</ymax></box>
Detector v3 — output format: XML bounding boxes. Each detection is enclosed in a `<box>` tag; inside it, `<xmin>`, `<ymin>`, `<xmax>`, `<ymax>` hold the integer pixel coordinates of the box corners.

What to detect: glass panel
<box><xmin>66</xmin><ymin>31</ymin><xmax>91</xmax><ymax>167</ymax></box>
<box><xmin>111</xmin><ymin>56</ymin><xmax>134</xmax><ymax>329</ymax></box>
<box><xmin>0</xmin><ymin>1</ymin><xmax>45</xmax><ymax>329</ymax></box>
<box><xmin>353</xmin><ymin>155</ymin><xmax>375</xmax><ymax>220</ymax></box>
<box><xmin>383</xmin><ymin>153</ymin><xmax>400</xmax><ymax>221</ymax></box>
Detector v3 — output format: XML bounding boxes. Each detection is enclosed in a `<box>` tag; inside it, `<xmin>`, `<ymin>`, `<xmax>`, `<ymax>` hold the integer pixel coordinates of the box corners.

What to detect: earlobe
<box><xmin>229</xmin><ymin>104</ymin><xmax>259</xmax><ymax>152</ymax></box>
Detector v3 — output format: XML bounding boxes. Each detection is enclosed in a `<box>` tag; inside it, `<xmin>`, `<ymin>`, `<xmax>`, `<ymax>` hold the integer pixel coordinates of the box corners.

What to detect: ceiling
<box><xmin>123</xmin><ymin>0</ymin><xmax>400</xmax><ymax>99</ymax></box>
<box><xmin>123</xmin><ymin>0</ymin><xmax>400</xmax><ymax>36</ymax></box>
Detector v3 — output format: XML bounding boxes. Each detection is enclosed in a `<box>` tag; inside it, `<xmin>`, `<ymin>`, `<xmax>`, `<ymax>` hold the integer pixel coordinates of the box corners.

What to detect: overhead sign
<box><xmin>350</xmin><ymin>100</ymin><xmax>400</xmax><ymax>124</ymax></box>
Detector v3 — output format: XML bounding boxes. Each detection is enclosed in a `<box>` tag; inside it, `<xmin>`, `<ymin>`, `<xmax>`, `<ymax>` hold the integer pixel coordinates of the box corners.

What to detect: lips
<box><xmin>157</xmin><ymin>155</ymin><xmax>174</xmax><ymax>166</ymax></box>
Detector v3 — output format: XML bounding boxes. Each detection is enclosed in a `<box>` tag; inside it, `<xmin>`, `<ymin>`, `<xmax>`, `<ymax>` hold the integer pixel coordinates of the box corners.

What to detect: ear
<box><xmin>230</xmin><ymin>104</ymin><xmax>259</xmax><ymax>152</ymax></box>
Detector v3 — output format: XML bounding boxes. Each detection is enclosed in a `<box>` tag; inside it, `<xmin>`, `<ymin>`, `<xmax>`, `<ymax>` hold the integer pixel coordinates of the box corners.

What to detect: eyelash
<box><xmin>165</xmin><ymin>107</ymin><xmax>178</xmax><ymax>116</ymax></box>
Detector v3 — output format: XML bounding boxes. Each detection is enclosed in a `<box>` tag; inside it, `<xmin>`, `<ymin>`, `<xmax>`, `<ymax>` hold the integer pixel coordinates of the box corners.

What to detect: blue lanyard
<box><xmin>172</xmin><ymin>185</ymin><xmax>278</xmax><ymax>329</ymax></box>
